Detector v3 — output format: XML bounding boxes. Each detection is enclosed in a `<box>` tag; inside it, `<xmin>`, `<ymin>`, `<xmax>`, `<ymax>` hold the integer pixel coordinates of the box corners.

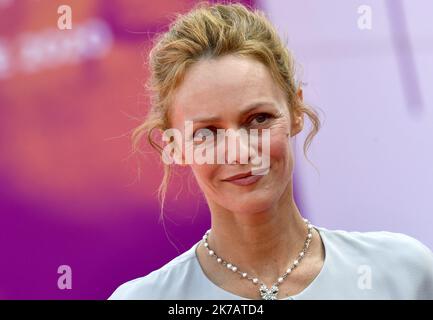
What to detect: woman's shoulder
<box><xmin>321</xmin><ymin>226</ymin><xmax>432</xmax><ymax>256</ymax></box>
<box><xmin>319</xmin><ymin>226</ymin><xmax>433</xmax><ymax>284</ymax></box>
<box><xmin>311</xmin><ymin>226</ymin><xmax>433</xmax><ymax>298</ymax></box>
<box><xmin>108</xmin><ymin>241</ymin><xmax>200</xmax><ymax>300</ymax></box>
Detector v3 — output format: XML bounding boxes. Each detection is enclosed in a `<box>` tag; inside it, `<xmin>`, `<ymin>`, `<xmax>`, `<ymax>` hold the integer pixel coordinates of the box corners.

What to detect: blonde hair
<box><xmin>131</xmin><ymin>2</ymin><xmax>321</xmax><ymax>226</ymax></box>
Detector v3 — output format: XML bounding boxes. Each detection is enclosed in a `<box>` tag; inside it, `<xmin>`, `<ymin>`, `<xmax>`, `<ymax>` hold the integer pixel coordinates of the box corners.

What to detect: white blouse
<box><xmin>108</xmin><ymin>225</ymin><xmax>433</xmax><ymax>300</ymax></box>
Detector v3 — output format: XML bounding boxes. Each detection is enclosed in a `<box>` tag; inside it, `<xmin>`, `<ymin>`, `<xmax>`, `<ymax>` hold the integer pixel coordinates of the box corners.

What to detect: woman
<box><xmin>109</xmin><ymin>2</ymin><xmax>433</xmax><ymax>300</ymax></box>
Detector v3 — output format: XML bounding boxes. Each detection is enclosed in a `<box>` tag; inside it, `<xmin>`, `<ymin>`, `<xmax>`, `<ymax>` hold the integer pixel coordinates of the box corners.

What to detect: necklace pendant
<box><xmin>259</xmin><ymin>284</ymin><xmax>279</xmax><ymax>300</ymax></box>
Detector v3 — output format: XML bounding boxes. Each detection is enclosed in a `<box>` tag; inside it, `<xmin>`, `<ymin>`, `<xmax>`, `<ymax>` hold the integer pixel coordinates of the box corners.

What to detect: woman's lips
<box><xmin>224</xmin><ymin>174</ymin><xmax>263</xmax><ymax>186</ymax></box>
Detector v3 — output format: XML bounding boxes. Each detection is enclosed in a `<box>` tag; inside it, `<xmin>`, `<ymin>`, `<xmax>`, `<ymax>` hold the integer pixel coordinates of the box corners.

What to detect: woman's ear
<box><xmin>160</xmin><ymin>127</ymin><xmax>189</xmax><ymax>166</ymax></box>
<box><xmin>172</xmin><ymin>143</ymin><xmax>188</xmax><ymax>166</ymax></box>
<box><xmin>297</xmin><ymin>87</ymin><xmax>303</xmax><ymax>101</ymax></box>
<box><xmin>289</xmin><ymin>88</ymin><xmax>305</xmax><ymax>137</ymax></box>
<box><xmin>290</xmin><ymin>110</ymin><xmax>304</xmax><ymax>137</ymax></box>
<box><xmin>161</xmin><ymin>139</ymin><xmax>186</xmax><ymax>166</ymax></box>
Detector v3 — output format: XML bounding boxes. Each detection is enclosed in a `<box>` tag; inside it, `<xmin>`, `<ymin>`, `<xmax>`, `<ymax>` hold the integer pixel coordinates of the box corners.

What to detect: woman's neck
<box><xmin>205</xmin><ymin>195</ymin><xmax>310</xmax><ymax>283</ymax></box>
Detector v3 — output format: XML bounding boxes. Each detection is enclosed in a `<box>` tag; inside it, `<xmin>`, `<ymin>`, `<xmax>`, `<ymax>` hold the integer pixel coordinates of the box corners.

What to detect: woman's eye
<box><xmin>250</xmin><ymin>113</ymin><xmax>272</xmax><ymax>125</ymax></box>
<box><xmin>193</xmin><ymin>127</ymin><xmax>216</xmax><ymax>140</ymax></box>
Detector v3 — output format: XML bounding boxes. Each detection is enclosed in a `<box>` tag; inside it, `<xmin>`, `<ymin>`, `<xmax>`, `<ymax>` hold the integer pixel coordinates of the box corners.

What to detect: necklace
<box><xmin>202</xmin><ymin>218</ymin><xmax>313</xmax><ymax>300</ymax></box>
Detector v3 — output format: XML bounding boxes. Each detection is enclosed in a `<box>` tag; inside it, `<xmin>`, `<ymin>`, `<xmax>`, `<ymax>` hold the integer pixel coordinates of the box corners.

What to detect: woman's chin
<box><xmin>224</xmin><ymin>194</ymin><xmax>275</xmax><ymax>214</ymax></box>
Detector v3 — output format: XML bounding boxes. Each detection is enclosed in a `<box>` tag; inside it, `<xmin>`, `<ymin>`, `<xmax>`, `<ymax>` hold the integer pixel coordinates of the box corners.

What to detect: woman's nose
<box><xmin>225</xmin><ymin>129</ymin><xmax>253</xmax><ymax>165</ymax></box>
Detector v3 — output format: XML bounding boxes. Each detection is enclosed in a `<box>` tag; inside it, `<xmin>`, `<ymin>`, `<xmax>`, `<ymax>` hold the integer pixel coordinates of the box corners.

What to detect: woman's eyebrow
<box><xmin>189</xmin><ymin>101</ymin><xmax>277</xmax><ymax>123</ymax></box>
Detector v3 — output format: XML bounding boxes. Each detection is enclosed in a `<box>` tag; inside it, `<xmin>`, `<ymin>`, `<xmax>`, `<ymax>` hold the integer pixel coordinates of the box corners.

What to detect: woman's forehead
<box><xmin>171</xmin><ymin>55</ymin><xmax>285</xmax><ymax>119</ymax></box>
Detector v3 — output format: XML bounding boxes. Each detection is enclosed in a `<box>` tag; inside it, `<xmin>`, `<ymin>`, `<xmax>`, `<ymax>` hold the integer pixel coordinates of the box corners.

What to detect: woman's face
<box><xmin>169</xmin><ymin>54</ymin><xmax>303</xmax><ymax>214</ymax></box>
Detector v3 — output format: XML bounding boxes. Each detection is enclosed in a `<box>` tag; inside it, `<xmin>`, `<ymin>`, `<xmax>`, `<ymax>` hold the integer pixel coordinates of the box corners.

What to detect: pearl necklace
<box><xmin>202</xmin><ymin>218</ymin><xmax>313</xmax><ymax>300</ymax></box>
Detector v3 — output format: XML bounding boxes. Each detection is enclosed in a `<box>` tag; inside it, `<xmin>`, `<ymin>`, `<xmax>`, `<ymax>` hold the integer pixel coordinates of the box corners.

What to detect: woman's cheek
<box><xmin>268</xmin><ymin>125</ymin><xmax>291</xmax><ymax>162</ymax></box>
<box><xmin>191</xmin><ymin>163</ymin><xmax>218</xmax><ymax>191</ymax></box>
